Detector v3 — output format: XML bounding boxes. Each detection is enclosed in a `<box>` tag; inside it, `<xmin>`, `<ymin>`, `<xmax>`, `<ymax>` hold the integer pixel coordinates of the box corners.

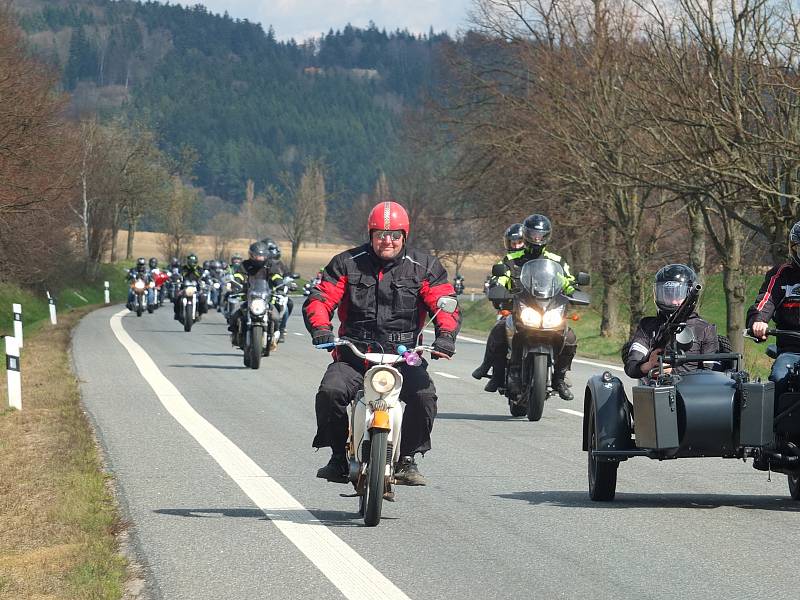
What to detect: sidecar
<box><xmin>582</xmin><ymin>351</ymin><xmax>776</xmax><ymax>501</ymax></box>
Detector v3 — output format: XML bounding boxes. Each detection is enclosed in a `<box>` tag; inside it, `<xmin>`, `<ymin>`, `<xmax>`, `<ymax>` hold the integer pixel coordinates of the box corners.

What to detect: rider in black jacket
<box><xmin>747</xmin><ymin>221</ymin><xmax>800</xmax><ymax>397</ymax></box>
<box><xmin>624</xmin><ymin>264</ymin><xmax>718</xmax><ymax>380</ymax></box>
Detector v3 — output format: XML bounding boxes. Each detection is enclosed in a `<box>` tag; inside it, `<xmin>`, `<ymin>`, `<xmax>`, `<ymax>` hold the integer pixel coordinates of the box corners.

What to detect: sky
<box><xmin>175</xmin><ymin>0</ymin><xmax>474</xmax><ymax>42</ymax></box>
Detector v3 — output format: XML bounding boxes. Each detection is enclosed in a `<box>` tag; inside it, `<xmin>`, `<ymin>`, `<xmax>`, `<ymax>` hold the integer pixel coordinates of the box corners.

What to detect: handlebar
<box><xmin>743</xmin><ymin>328</ymin><xmax>800</xmax><ymax>342</ymax></box>
<box><xmin>314</xmin><ymin>338</ymin><xmax>437</xmax><ymax>363</ymax></box>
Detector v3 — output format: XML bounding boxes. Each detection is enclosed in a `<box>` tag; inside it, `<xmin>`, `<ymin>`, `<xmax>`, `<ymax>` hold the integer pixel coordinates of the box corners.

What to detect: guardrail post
<box><xmin>104</xmin><ymin>281</ymin><xmax>110</xmax><ymax>305</ymax></box>
<box><xmin>470</xmin><ymin>293</ymin><xmax>475</xmax><ymax>302</ymax></box>
<box><xmin>12</xmin><ymin>303</ymin><xmax>22</xmax><ymax>348</ymax></box>
<box><xmin>5</xmin><ymin>336</ymin><xmax>21</xmax><ymax>410</ymax></box>
<box><xmin>47</xmin><ymin>291</ymin><xmax>57</xmax><ymax>325</ymax></box>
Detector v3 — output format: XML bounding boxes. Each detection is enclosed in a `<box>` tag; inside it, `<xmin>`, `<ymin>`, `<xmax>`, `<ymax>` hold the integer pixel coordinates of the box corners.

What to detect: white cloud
<box><xmin>176</xmin><ymin>0</ymin><xmax>472</xmax><ymax>40</ymax></box>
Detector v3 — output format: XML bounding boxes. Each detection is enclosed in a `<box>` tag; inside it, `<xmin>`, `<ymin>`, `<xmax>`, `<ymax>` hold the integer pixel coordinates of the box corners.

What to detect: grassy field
<box><xmin>0</xmin><ymin>307</ymin><xmax>127</xmax><ymax>599</ymax></box>
<box><xmin>459</xmin><ymin>272</ymin><xmax>772</xmax><ymax>378</ymax></box>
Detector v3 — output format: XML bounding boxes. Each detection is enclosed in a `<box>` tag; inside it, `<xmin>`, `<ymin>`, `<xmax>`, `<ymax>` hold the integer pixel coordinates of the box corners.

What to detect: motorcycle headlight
<box><xmin>250</xmin><ymin>297</ymin><xmax>267</xmax><ymax>315</ymax></box>
<box><xmin>213</xmin><ymin>282</ymin><xmax>220</xmax><ymax>289</ymax></box>
<box><xmin>542</xmin><ymin>307</ymin><xmax>565</xmax><ymax>329</ymax></box>
<box><xmin>370</xmin><ymin>369</ymin><xmax>396</xmax><ymax>394</ymax></box>
<box><xmin>185</xmin><ymin>286</ymin><xmax>196</xmax><ymax>297</ymax></box>
<box><xmin>148</xmin><ymin>281</ymin><xmax>155</xmax><ymax>288</ymax></box>
<box><xmin>225</xmin><ymin>282</ymin><xmax>232</xmax><ymax>291</ymax></box>
<box><xmin>519</xmin><ymin>306</ymin><xmax>542</xmax><ymax>328</ymax></box>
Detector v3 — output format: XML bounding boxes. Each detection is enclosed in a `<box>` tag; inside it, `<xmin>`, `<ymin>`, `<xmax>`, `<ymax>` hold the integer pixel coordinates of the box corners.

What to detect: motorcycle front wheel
<box><xmin>527</xmin><ymin>354</ymin><xmax>548</xmax><ymax>421</ymax></box>
<box><xmin>184</xmin><ymin>303</ymin><xmax>193</xmax><ymax>332</ymax></box>
<box><xmin>249</xmin><ymin>325</ymin><xmax>263</xmax><ymax>369</ymax></box>
<box><xmin>361</xmin><ymin>430</ymin><xmax>388</xmax><ymax>527</ymax></box>
<box><xmin>136</xmin><ymin>298</ymin><xmax>143</xmax><ymax>317</ymax></box>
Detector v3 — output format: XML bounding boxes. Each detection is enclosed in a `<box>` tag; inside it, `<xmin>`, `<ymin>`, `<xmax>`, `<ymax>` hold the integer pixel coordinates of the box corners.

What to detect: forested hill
<box><xmin>14</xmin><ymin>0</ymin><xmax>451</xmax><ymax>203</ymax></box>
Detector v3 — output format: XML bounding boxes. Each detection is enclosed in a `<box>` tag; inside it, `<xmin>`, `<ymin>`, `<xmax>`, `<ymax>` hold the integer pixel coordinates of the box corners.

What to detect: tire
<box><xmin>363</xmin><ymin>429</ymin><xmax>388</xmax><ymax>527</ymax></box>
<box><xmin>527</xmin><ymin>354</ymin><xmax>548</xmax><ymax>421</ymax></box>
<box><xmin>184</xmin><ymin>304</ymin><xmax>193</xmax><ymax>332</ymax></box>
<box><xmin>788</xmin><ymin>474</ymin><xmax>800</xmax><ymax>500</ymax></box>
<box><xmin>509</xmin><ymin>401</ymin><xmax>527</xmax><ymax>417</ymax></box>
<box><xmin>249</xmin><ymin>325</ymin><xmax>263</xmax><ymax>370</ymax></box>
<box><xmin>147</xmin><ymin>304</ymin><xmax>154</xmax><ymax>314</ymax></box>
<box><xmin>263</xmin><ymin>320</ymin><xmax>273</xmax><ymax>357</ymax></box>
<box><xmin>588</xmin><ymin>402</ymin><xmax>618</xmax><ymax>501</ymax></box>
<box><xmin>136</xmin><ymin>299</ymin><xmax>143</xmax><ymax>317</ymax></box>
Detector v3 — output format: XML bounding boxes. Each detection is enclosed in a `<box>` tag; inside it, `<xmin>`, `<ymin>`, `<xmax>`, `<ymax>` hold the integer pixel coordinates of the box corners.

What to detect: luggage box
<box><xmin>737</xmin><ymin>381</ymin><xmax>774</xmax><ymax>446</ymax></box>
<box><xmin>633</xmin><ymin>385</ymin><xmax>679</xmax><ymax>449</ymax></box>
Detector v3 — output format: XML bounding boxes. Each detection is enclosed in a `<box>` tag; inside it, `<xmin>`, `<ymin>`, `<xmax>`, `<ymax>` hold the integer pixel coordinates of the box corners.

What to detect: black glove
<box><xmin>432</xmin><ymin>334</ymin><xmax>456</xmax><ymax>358</ymax></box>
<box><xmin>311</xmin><ymin>328</ymin><xmax>335</xmax><ymax>350</ymax></box>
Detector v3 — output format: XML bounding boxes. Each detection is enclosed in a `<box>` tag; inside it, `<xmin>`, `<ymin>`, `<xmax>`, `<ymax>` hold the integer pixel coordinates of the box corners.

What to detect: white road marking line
<box><xmin>557</xmin><ymin>408</ymin><xmax>585</xmax><ymax>417</ymax></box>
<box><xmin>109</xmin><ymin>310</ymin><xmax>410</xmax><ymax>600</ymax></box>
<box><xmin>293</xmin><ymin>332</ymin><xmax>304</xmax><ymax>336</ymax></box>
<box><xmin>425</xmin><ymin>329</ymin><xmax>626</xmax><ymax>372</ymax></box>
<box><xmin>433</xmin><ymin>371</ymin><xmax>459</xmax><ymax>379</ymax></box>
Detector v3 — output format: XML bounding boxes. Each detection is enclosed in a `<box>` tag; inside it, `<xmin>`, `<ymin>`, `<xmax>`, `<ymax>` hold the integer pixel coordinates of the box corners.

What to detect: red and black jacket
<box><xmin>302</xmin><ymin>244</ymin><xmax>461</xmax><ymax>350</ymax></box>
<box><xmin>747</xmin><ymin>262</ymin><xmax>800</xmax><ymax>352</ymax></box>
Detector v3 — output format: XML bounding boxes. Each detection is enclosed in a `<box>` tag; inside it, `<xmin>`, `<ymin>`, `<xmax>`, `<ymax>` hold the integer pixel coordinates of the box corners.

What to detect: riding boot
<box><xmin>485</xmin><ymin>358</ymin><xmax>506</xmax><ymax>393</ymax></box>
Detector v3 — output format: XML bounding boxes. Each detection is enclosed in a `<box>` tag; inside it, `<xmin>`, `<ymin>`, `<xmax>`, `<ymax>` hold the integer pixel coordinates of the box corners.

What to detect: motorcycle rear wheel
<box><xmin>527</xmin><ymin>354</ymin><xmax>548</xmax><ymax>421</ymax></box>
<box><xmin>788</xmin><ymin>474</ymin><xmax>800</xmax><ymax>500</ymax></box>
<box><xmin>362</xmin><ymin>429</ymin><xmax>388</xmax><ymax>527</ymax></box>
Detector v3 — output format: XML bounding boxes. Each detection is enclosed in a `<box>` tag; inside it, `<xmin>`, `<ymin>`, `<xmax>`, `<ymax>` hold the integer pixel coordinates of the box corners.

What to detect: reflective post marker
<box><xmin>104</xmin><ymin>281</ymin><xmax>110</xmax><ymax>305</ymax></box>
<box><xmin>12</xmin><ymin>303</ymin><xmax>22</xmax><ymax>348</ymax></box>
<box><xmin>5</xmin><ymin>336</ymin><xmax>21</xmax><ymax>410</ymax></box>
<box><xmin>47</xmin><ymin>291</ymin><xmax>57</xmax><ymax>325</ymax></box>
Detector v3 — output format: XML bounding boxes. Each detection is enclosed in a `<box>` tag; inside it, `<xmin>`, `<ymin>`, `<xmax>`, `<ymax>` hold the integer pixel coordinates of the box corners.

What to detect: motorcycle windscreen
<box><xmin>519</xmin><ymin>259</ymin><xmax>564</xmax><ymax>299</ymax></box>
<box><xmin>248</xmin><ymin>277</ymin><xmax>270</xmax><ymax>295</ymax></box>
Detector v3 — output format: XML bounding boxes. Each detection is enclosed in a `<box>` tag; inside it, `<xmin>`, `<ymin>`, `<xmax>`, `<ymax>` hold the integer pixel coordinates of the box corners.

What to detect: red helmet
<box><xmin>368</xmin><ymin>201</ymin><xmax>410</xmax><ymax>238</ymax></box>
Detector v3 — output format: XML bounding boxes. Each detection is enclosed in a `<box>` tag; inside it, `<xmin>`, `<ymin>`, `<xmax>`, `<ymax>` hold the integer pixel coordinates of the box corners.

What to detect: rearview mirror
<box><xmin>676</xmin><ymin>327</ymin><xmax>695</xmax><ymax>347</ymax></box>
<box><xmin>576</xmin><ymin>272</ymin><xmax>590</xmax><ymax>286</ymax></box>
<box><xmin>491</xmin><ymin>264</ymin><xmax>506</xmax><ymax>277</ymax></box>
<box><xmin>568</xmin><ymin>291</ymin><xmax>591</xmax><ymax>306</ymax></box>
<box><xmin>437</xmin><ymin>296</ymin><xmax>458</xmax><ymax>314</ymax></box>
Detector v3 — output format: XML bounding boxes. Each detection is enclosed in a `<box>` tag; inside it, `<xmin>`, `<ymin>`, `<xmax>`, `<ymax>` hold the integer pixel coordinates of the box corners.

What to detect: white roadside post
<box><xmin>47</xmin><ymin>291</ymin><xmax>57</xmax><ymax>325</ymax></box>
<box><xmin>12</xmin><ymin>303</ymin><xmax>22</xmax><ymax>348</ymax></box>
<box><xmin>104</xmin><ymin>281</ymin><xmax>110</xmax><ymax>305</ymax></box>
<box><xmin>5</xmin><ymin>335</ymin><xmax>21</xmax><ymax>410</ymax></box>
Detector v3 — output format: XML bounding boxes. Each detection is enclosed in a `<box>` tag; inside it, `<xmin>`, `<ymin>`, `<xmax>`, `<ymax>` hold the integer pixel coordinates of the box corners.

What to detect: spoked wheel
<box><xmin>362</xmin><ymin>430</ymin><xmax>388</xmax><ymax>527</ymax></box>
<box><xmin>788</xmin><ymin>474</ymin><xmax>800</xmax><ymax>500</ymax></box>
<box><xmin>527</xmin><ymin>354</ymin><xmax>548</xmax><ymax>421</ymax></box>
<box><xmin>249</xmin><ymin>325</ymin><xmax>263</xmax><ymax>369</ymax></box>
<box><xmin>184</xmin><ymin>304</ymin><xmax>193</xmax><ymax>332</ymax></box>
<box><xmin>588</xmin><ymin>402</ymin><xmax>618</xmax><ymax>501</ymax></box>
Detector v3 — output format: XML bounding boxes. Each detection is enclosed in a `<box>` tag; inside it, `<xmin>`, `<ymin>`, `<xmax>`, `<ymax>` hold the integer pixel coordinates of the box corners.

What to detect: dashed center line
<box><xmin>558</xmin><ymin>408</ymin><xmax>584</xmax><ymax>417</ymax></box>
<box><xmin>433</xmin><ymin>371</ymin><xmax>459</xmax><ymax>379</ymax></box>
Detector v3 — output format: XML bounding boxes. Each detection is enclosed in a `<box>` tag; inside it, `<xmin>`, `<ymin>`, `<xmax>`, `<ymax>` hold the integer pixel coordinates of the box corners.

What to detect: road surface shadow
<box><xmin>496</xmin><ymin>490</ymin><xmax>800</xmax><ymax>511</ymax></box>
<box><xmin>167</xmin><ymin>364</ymin><xmax>246</xmax><ymax>370</ymax></box>
<box><xmin>436</xmin><ymin>412</ymin><xmax>525</xmax><ymax>422</ymax></box>
<box><xmin>153</xmin><ymin>507</ymin><xmax>393</xmax><ymax>526</ymax></box>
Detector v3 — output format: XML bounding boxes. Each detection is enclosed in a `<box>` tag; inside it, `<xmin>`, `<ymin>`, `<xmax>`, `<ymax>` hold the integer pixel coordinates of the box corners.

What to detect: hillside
<box><xmin>13</xmin><ymin>0</ymin><xmax>451</xmax><ymax>206</ymax></box>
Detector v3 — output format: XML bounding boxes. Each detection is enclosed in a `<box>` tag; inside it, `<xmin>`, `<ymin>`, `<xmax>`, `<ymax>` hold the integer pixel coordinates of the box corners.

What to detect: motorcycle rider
<box><xmin>127</xmin><ymin>257</ymin><xmax>153</xmax><ymax>309</ymax></box>
<box><xmin>472</xmin><ymin>223</ymin><xmax>524</xmax><ymax>391</ymax></box>
<box><xmin>264</xmin><ymin>240</ymin><xmax>294</xmax><ymax>343</ymax></box>
<box><xmin>303</xmin><ymin>200</ymin><xmax>460</xmax><ymax>486</ymax></box>
<box><xmin>748</xmin><ymin>221</ymin><xmax>800</xmax><ymax>398</ymax></box>
<box><xmin>624</xmin><ymin>264</ymin><xmax>718</xmax><ymax>380</ymax></box>
<box><xmin>173</xmin><ymin>253</ymin><xmax>205</xmax><ymax>320</ymax></box>
<box><xmin>227</xmin><ymin>241</ymin><xmax>283</xmax><ymax>337</ymax></box>
<box><xmin>473</xmin><ymin>216</ymin><xmax>578</xmax><ymax>399</ymax></box>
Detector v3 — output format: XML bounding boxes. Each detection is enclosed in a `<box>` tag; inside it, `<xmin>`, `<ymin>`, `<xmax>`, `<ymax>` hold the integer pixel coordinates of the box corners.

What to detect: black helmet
<box><xmin>221</xmin><ymin>260</ymin><xmax>229</xmax><ymax>270</ymax></box>
<box><xmin>202</xmin><ymin>260</ymin><xmax>210</xmax><ymax>270</ymax></box>
<box><xmin>267</xmin><ymin>241</ymin><xmax>281</xmax><ymax>260</ymax></box>
<box><xmin>149</xmin><ymin>257</ymin><xmax>158</xmax><ymax>269</ymax></box>
<box><xmin>186</xmin><ymin>253</ymin><xmax>198</xmax><ymax>267</ymax></box>
<box><xmin>654</xmin><ymin>264</ymin><xmax>697</xmax><ymax>314</ymax></box>
<box><xmin>521</xmin><ymin>214</ymin><xmax>552</xmax><ymax>254</ymax></box>
<box><xmin>211</xmin><ymin>259</ymin><xmax>222</xmax><ymax>270</ymax></box>
<box><xmin>231</xmin><ymin>253</ymin><xmax>242</xmax><ymax>265</ymax></box>
<box><xmin>170</xmin><ymin>257</ymin><xmax>179</xmax><ymax>267</ymax></box>
<box><xmin>790</xmin><ymin>221</ymin><xmax>800</xmax><ymax>269</ymax></box>
<box><xmin>504</xmin><ymin>223</ymin><xmax>525</xmax><ymax>251</ymax></box>
<box><xmin>136</xmin><ymin>257</ymin><xmax>146</xmax><ymax>271</ymax></box>
<box><xmin>249</xmin><ymin>241</ymin><xmax>270</xmax><ymax>263</ymax></box>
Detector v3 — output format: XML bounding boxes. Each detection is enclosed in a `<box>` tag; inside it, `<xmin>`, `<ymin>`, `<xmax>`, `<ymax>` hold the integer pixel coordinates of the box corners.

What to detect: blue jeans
<box><xmin>770</xmin><ymin>352</ymin><xmax>800</xmax><ymax>399</ymax></box>
<box><xmin>280</xmin><ymin>297</ymin><xmax>294</xmax><ymax>332</ymax></box>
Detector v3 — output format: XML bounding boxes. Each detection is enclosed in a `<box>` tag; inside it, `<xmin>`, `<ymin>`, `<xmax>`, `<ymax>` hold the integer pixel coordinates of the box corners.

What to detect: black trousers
<box><xmin>483</xmin><ymin>319</ymin><xmax>578</xmax><ymax>379</ymax></box>
<box><xmin>313</xmin><ymin>352</ymin><xmax>438</xmax><ymax>457</ymax></box>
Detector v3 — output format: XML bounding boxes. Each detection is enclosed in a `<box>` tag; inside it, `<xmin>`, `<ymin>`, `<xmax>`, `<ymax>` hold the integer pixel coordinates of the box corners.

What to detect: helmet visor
<box><xmin>526</xmin><ymin>230</ymin><xmax>548</xmax><ymax>245</ymax></box>
<box><xmin>655</xmin><ymin>281</ymin><xmax>689</xmax><ymax>311</ymax></box>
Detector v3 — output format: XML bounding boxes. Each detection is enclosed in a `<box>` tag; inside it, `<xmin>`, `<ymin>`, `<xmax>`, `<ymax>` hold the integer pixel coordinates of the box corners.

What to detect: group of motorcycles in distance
<box><xmin>125</xmin><ymin>257</ymin><xmax>302</xmax><ymax>370</ymax></box>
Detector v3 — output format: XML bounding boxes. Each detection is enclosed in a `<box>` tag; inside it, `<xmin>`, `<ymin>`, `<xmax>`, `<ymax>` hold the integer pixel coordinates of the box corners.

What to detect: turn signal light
<box><xmin>570</xmin><ymin>314</ymin><xmax>580</xmax><ymax>321</ymax></box>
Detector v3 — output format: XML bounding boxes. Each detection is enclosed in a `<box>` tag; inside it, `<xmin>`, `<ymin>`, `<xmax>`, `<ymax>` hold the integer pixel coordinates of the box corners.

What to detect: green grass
<box><xmin>460</xmin><ymin>272</ymin><xmax>772</xmax><ymax>377</ymax></box>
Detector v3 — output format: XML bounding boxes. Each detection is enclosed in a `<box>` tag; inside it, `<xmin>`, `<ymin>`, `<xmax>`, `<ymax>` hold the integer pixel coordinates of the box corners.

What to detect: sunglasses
<box><xmin>373</xmin><ymin>230</ymin><xmax>404</xmax><ymax>241</ymax></box>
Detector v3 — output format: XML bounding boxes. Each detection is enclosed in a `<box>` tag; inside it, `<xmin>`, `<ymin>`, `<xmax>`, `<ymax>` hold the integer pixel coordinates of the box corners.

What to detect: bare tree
<box><xmin>159</xmin><ymin>177</ymin><xmax>198</xmax><ymax>259</ymax></box>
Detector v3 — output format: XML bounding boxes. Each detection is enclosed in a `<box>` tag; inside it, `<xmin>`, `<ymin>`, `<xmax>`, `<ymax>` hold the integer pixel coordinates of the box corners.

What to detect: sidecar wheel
<box><xmin>588</xmin><ymin>401</ymin><xmax>618</xmax><ymax>501</ymax></box>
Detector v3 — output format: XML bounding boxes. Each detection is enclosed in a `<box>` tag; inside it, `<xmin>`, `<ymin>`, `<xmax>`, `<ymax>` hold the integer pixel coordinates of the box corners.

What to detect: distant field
<box><xmin>114</xmin><ymin>231</ymin><xmax>498</xmax><ymax>291</ymax></box>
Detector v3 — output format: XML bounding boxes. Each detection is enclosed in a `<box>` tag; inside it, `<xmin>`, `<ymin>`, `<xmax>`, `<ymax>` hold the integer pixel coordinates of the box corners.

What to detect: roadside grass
<box><xmin>0</xmin><ymin>307</ymin><xmax>127</xmax><ymax>599</ymax></box>
<box><xmin>459</xmin><ymin>272</ymin><xmax>772</xmax><ymax>378</ymax></box>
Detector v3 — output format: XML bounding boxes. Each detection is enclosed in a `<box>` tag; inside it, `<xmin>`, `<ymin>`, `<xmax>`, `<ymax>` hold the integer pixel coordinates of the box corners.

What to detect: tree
<box><xmin>159</xmin><ymin>177</ymin><xmax>199</xmax><ymax>259</ymax></box>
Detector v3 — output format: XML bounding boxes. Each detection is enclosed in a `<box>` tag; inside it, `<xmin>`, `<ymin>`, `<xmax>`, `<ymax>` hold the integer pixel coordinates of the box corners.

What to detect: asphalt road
<box><xmin>73</xmin><ymin>305</ymin><xmax>800</xmax><ymax>600</ymax></box>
